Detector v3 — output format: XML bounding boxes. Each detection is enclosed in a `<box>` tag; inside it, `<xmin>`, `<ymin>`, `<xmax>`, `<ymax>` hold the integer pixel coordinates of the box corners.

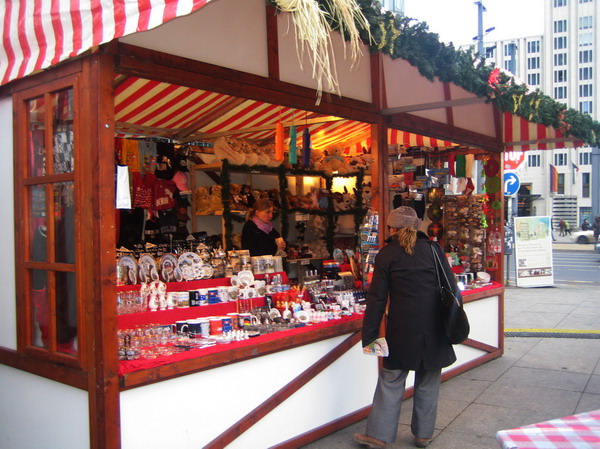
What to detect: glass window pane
<box><xmin>31</xmin><ymin>270</ymin><xmax>49</xmax><ymax>349</ymax></box>
<box><xmin>52</xmin><ymin>89</ymin><xmax>74</xmax><ymax>174</ymax></box>
<box><xmin>30</xmin><ymin>185</ymin><xmax>47</xmax><ymax>262</ymax></box>
<box><xmin>54</xmin><ymin>182</ymin><xmax>75</xmax><ymax>264</ymax></box>
<box><xmin>56</xmin><ymin>271</ymin><xmax>77</xmax><ymax>355</ymax></box>
<box><xmin>27</xmin><ymin>96</ymin><xmax>46</xmax><ymax>176</ymax></box>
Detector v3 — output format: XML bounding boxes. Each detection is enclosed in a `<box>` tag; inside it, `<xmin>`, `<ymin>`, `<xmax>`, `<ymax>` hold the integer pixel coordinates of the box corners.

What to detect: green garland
<box><xmin>269</xmin><ymin>0</ymin><xmax>600</xmax><ymax>146</ymax></box>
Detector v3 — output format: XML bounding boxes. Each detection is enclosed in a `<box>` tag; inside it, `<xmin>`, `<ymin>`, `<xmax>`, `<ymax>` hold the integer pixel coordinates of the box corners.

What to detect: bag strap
<box><xmin>430</xmin><ymin>244</ymin><xmax>443</xmax><ymax>289</ymax></box>
<box><xmin>430</xmin><ymin>243</ymin><xmax>461</xmax><ymax>307</ymax></box>
<box><xmin>430</xmin><ymin>243</ymin><xmax>452</xmax><ymax>288</ymax></box>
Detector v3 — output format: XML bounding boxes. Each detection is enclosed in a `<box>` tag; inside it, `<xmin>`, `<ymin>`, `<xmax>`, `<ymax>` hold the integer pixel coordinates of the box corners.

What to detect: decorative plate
<box><xmin>236</xmin><ymin>270</ymin><xmax>254</xmax><ymax>287</ymax></box>
<box><xmin>138</xmin><ymin>254</ymin><xmax>158</xmax><ymax>284</ymax></box>
<box><xmin>117</xmin><ymin>255</ymin><xmax>137</xmax><ymax>285</ymax></box>
<box><xmin>178</xmin><ymin>252</ymin><xmax>203</xmax><ymax>281</ymax></box>
<box><xmin>199</xmin><ymin>264</ymin><xmax>214</xmax><ymax>280</ymax></box>
<box><xmin>159</xmin><ymin>253</ymin><xmax>178</xmax><ymax>282</ymax></box>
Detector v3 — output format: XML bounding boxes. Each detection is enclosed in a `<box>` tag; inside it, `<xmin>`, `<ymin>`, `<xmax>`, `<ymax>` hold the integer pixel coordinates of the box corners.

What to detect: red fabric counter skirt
<box><xmin>119</xmin><ymin>314</ymin><xmax>362</xmax><ymax>375</ymax></box>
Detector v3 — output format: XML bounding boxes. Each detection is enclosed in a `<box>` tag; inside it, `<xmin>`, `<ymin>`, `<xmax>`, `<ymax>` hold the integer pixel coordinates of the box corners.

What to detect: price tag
<box><xmin>295</xmin><ymin>213</ymin><xmax>309</xmax><ymax>222</ymax></box>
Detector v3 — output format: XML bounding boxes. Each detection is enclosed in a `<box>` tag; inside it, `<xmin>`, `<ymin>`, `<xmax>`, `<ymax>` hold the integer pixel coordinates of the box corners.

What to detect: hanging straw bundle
<box><xmin>274</xmin><ymin>0</ymin><xmax>371</xmax><ymax>104</ymax></box>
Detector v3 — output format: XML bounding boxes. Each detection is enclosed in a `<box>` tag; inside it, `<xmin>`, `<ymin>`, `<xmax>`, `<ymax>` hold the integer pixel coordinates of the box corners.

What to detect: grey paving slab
<box><xmin>576</xmin><ymin>393</ymin><xmax>600</xmax><ymax>413</ymax></box>
<box><xmin>585</xmin><ymin>374</ymin><xmax>600</xmax><ymax>394</ymax></box>
<box><xmin>495</xmin><ymin>365</ymin><xmax>590</xmax><ymax>392</ymax></box>
<box><xmin>558</xmin><ymin>313</ymin><xmax>600</xmax><ymax>330</ymax></box>
<box><xmin>515</xmin><ymin>338</ymin><xmax>600</xmax><ymax>373</ymax></box>
<box><xmin>475</xmin><ymin>382</ymin><xmax>581</xmax><ymax>416</ymax></box>
<box><xmin>444</xmin><ymin>403</ymin><xmax>552</xmax><ymax>439</ymax></box>
<box><xmin>439</xmin><ymin>377</ymin><xmax>493</xmax><ymax>402</ymax></box>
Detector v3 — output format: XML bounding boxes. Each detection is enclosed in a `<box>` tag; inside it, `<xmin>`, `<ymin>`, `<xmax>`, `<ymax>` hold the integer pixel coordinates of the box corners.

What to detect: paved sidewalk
<box><xmin>301</xmin><ymin>283</ymin><xmax>600</xmax><ymax>449</ymax></box>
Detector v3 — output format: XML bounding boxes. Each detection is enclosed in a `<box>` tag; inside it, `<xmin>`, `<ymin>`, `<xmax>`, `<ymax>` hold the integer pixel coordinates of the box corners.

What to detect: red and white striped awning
<box><xmin>114</xmin><ymin>76</ymin><xmax>372</xmax><ymax>152</ymax></box>
<box><xmin>388</xmin><ymin>129</ymin><xmax>457</xmax><ymax>149</ymax></box>
<box><xmin>0</xmin><ymin>0</ymin><xmax>210</xmax><ymax>86</ymax></box>
<box><xmin>503</xmin><ymin>111</ymin><xmax>583</xmax><ymax>151</ymax></box>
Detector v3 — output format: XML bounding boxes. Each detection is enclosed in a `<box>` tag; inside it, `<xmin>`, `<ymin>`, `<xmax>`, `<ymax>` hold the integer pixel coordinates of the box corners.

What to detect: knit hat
<box><xmin>387</xmin><ymin>206</ymin><xmax>419</xmax><ymax>229</ymax></box>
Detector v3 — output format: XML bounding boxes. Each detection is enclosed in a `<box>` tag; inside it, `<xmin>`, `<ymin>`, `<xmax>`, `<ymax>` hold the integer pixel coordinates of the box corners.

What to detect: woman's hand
<box><xmin>276</xmin><ymin>237</ymin><xmax>286</xmax><ymax>250</ymax></box>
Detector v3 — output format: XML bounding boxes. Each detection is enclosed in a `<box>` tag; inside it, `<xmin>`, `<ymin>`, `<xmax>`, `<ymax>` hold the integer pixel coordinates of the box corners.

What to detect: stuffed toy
<box><xmin>194</xmin><ymin>186</ymin><xmax>211</xmax><ymax>215</ymax></box>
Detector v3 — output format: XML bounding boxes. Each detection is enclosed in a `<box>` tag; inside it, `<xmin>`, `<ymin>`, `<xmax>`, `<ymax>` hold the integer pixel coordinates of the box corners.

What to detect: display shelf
<box><xmin>119</xmin><ymin>314</ymin><xmax>363</xmax><ymax>387</ymax></box>
<box><xmin>190</xmin><ymin>160</ymin><xmax>366</xmax><ymax>252</ymax></box>
<box><xmin>117</xmin><ymin>298</ymin><xmax>267</xmax><ymax>329</ymax></box>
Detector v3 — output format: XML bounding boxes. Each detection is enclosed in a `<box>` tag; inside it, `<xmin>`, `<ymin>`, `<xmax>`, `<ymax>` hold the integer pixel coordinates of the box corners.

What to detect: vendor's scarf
<box><xmin>252</xmin><ymin>216</ymin><xmax>273</xmax><ymax>234</ymax></box>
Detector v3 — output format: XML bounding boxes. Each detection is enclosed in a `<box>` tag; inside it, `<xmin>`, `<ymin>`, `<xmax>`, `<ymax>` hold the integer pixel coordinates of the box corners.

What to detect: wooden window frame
<box><xmin>13</xmin><ymin>74</ymin><xmax>87</xmax><ymax>369</ymax></box>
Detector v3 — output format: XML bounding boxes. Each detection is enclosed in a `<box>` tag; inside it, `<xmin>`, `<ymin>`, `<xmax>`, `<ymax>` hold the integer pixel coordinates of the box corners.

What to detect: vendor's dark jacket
<box><xmin>241</xmin><ymin>220</ymin><xmax>281</xmax><ymax>256</ymax></box>
<box><xmin>362</xmin><ymin>231</ymin><xmax>458</xmax><ymax>370</ymax></box>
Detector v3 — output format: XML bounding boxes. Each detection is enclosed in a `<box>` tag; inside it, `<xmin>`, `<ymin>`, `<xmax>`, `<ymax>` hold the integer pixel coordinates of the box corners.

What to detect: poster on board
<box><xmin>513</xmin><ymin>216</ymin><xmax>554</xmax><ymax>287</ymax></box>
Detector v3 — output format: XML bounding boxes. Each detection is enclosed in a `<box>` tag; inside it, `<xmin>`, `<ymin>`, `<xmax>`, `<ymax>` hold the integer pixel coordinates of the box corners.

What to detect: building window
<box><xmin>579</xmin><ymin>100</ymin><xmax>593</xmax><ymax>113</ymax></box>
<box><xmin>527</xmin><ymin>57</ymin><xmax>540</xmax><ymax>69</ymax></box>
<box><xmin>579</xmin><ymin>49</ymin><xmax>593</xmax><ymax>63</ymax></box>
<box><xmin>579</xmin><ymin>0</ymin><xmax>592</xmax><ymax>3</ymax></box>
<box><xmin>527</xmin><ymin>40</ymin><xmax>540</xmax><ymax>53</ymax></box>
<box><xmin>554</xmin><ymin>153</ymin><xmax>567</xmax><ymax>166</ymax></box>
<box><xmin>528</xmin><ymin>154</ymin><xmax>541</xmax><ymax>167</ymax></box>
<box><xmin>554</xmin><ymin>0</ymin><xmax>567</xmax><ymax>6</ymax></box>
<box><xmin>504</xmin><ymin>61</ymin><xmax>512</xmax><ymax>71</ymax></box>
<box><xmin>554</xmin><ymin>36</ymin><xmax>567</xmax><ymax>49</ymax></box>
<box><xmin>553</xmin><ymin>20</ymin><xmax>568</xmax><ymax>33</ymax></box>
<box><xmin>485</xmin><ymin>46</ymin><xmax>496</xmax><ymax>59</ymax></box>
<box><xmin>579</xmin><ymin>84</ymin><xmax>593</xmax><ymax>97</ymax></box>
<box><xmin>579</xmin><ymin>66</ymin><xmax>593</xmax><ymax>80</ymax></box>
<box><xmin>554</xmin><ymin>53</ymin><xmax>567</xmax><ymax>65</ymax></box>
<box><xmin>579</xmin><ymin>151</ymin><xmax>591</xmax><ymax>165</ymax></box>
<box><xmin>528</xmin><ymin>73</ymin><xmax>540</xmax><ymax>85</ymax></box>
<box><xmin>557</xmin><ymin>173</ymin><xmax>565</xmax><ymax>194</ymax></box>
<box><xmin>554</xmin><ymin>69</ymin><xmax>567</xmax><ymax>82</ymax></box>
<box><xmin>579</xmin><ymin>16</ymin><xmax>593</xmax><ymax>29</ymax></box>
<box><xmin>14</xmin><ymin>78</ymin><xmax>82</xmax><ymax>364</ymax></box>
<box><xmin>579</xmin><ymin>32</ymin><xmax>593</xmax><ymax>46</ymax></box>
<box><xmin>554</xmin><ymin>86</ymin><xmax>567</xmax><ymax>99</ymax></box>
<box><xmin>582</xmin><ymin>172</ymin><xmax>590</xmax><ymax>197</ymax></box>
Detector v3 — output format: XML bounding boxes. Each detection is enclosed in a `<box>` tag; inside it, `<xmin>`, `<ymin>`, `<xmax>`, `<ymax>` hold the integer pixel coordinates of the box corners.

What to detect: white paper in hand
<box><xmin>362</xmin><ymin>338</ymin><xmax>389</xmax><ymax>357</ymax></box>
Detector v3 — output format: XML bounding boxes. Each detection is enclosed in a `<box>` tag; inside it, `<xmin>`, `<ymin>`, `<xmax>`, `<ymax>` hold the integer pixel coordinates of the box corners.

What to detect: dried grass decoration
<box><xmin>275</xmin><ymin>0</ymin><xmax>371</xmax><ymax>104</ymax></box>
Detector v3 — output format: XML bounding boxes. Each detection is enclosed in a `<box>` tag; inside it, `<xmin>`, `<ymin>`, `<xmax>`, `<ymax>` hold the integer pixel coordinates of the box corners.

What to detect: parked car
<box><xmin>596</xmin><ymin>234</ymin><xmax>600</xmax><ymax>254</ymax></box>
<box><xmin>571</xmin><ymin>229</ymin><xmax>595</xmax><ymax>244</ymax></box>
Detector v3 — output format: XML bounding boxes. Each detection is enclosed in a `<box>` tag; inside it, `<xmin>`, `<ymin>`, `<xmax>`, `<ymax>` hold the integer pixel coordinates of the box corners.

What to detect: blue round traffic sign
<box><xmin>504</xmin><ymin>172</ymin><xmax>520</xmax><ymax>196</ymax></box>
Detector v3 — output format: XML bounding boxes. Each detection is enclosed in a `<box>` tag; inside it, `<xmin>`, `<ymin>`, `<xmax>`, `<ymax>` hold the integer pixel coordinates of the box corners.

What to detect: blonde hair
<box><xmin>390</xmin><ymin>227</ymin><xmax>417</xmax><ymax>255</ymax></box>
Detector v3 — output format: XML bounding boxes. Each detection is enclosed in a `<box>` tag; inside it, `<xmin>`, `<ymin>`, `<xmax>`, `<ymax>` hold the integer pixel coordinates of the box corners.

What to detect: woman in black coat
<box><xmin>354</xmin><ymin>206</ymin><xmax>459</xmax><ymax>449</ymax></box>
<box><xmin>241</xmin><ymin>198</ymin><xmax>286</xmax><ymax>256</ymax></box>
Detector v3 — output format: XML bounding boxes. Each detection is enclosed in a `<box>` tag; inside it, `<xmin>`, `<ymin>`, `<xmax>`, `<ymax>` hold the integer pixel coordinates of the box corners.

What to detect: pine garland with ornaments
<box><xmin>268</xmin><ymin>0</ymin><xmax>600</xmax><ymax>146</ymax></box>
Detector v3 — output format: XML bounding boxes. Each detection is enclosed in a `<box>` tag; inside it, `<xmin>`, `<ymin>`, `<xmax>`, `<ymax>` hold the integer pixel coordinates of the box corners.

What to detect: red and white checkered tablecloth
<box><xmin>496</xmin><ymin>410</ymin><xmax>600</xmax><ymax>449</ymax></box>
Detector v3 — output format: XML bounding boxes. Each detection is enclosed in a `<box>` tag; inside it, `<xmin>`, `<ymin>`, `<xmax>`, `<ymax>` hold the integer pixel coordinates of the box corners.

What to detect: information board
<box><xmin>513</xmin><ymin>216</ymin><xmax>554</xmax><ymax>287</ymax></box>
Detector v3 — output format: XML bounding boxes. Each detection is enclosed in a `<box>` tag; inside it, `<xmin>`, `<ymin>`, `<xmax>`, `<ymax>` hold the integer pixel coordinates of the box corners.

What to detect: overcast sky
<box><xmin>403</xmin><ymin>0</ymin><xmax>545</xmax><ymax>47</ymax></box>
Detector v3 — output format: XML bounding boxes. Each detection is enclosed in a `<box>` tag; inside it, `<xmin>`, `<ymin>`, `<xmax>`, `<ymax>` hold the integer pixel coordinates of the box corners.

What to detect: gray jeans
<box><xmin>366</xmin><ymin>367</ymin><xmax>441</xmax><ymax>443</ymax></box>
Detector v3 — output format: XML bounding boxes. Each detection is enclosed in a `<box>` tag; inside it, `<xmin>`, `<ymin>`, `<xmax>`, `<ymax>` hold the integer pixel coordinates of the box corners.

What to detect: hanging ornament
<box><xmin>288</xmin><ymin>125</ymin><xmax>297</xmax><ymax>165</ymax></box>
<box><xmin>275</xmin><ymin>120</ymin><xmax>284</xmax><ymax>162</ymax></box>
<box><xmin>302</xmin><ymin>127</ymin><xmax>311</xmax><ymax>168</ymax></box>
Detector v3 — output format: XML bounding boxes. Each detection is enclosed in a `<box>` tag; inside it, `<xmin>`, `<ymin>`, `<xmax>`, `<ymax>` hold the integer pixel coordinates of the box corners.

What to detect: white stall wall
<box><xmin>121</xmin><ymin>335</ymin><xmax>378</xmax><ymax>449</ymax></box>
<box><xmin>0</xmin><ymin>96</ymin><xmax>16</xmax><ymax>350</ymax></box>
<box><xmin>0</xmin><ymin>365</ymin><xmax>90</xmax><ymax>449</ymax></box>
<box><xmin>119</xmin><ymin>0</ymin><xmax>269</xmax><ymax>78</ymax></box>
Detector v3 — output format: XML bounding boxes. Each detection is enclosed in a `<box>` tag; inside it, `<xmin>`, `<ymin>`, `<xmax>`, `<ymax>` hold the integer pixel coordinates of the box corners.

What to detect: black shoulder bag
<box><xmin>431</xmin><ymin>244</ymin><xmax>470</xmax><ymax>344</ymax></box>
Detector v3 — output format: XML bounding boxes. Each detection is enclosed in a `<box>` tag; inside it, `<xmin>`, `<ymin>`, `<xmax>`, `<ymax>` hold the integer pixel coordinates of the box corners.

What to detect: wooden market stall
<box><xmin>0</xmin><ymin>1</ymin><xmax>594</xmax><ymax>449</ymax></box>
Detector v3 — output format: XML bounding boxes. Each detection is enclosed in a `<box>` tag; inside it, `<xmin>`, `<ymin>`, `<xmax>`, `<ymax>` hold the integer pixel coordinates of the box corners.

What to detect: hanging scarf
<box><xmin>252</xmin><ymin>217</ymin><xmax>273</xmax><ymax>234</ymax></box>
